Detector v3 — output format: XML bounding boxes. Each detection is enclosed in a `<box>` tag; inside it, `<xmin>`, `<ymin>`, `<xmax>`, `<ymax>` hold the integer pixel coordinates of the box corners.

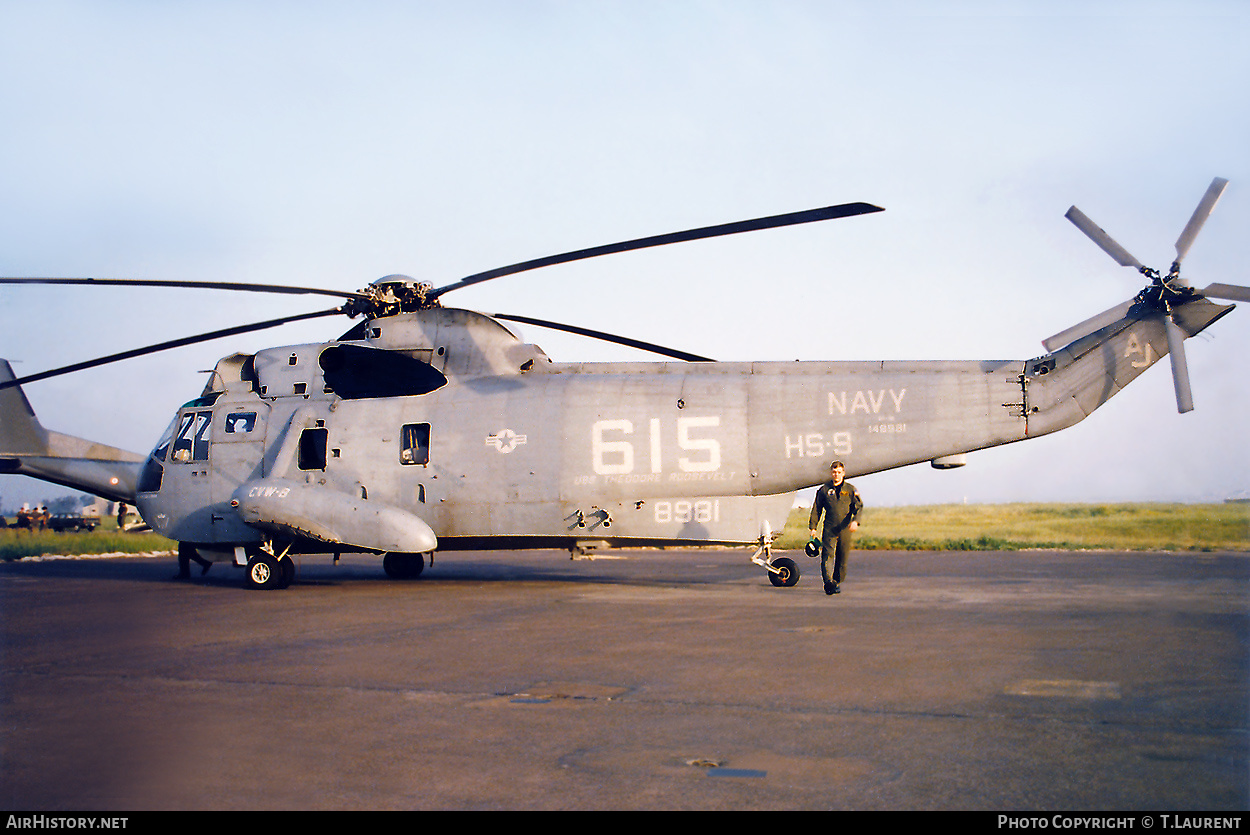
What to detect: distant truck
<box><xmin>46</xmin><ymin>513</ymin><xmax>100</xmax><ymax>533</ymax></box>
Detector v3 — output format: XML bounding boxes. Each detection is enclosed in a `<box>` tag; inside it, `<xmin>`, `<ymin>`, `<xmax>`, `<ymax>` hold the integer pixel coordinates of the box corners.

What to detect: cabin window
<box><xmin>224</xmin><ymin>412</ymin><xmax>257</xmax><ymax>434</ymax></box>
<box><xmin>171</xmin><ymin>411</ymin><xmax>212</xmax><ymax>463</ymax></box>
<box><xmin>400</xmin><ymin>423</ymin><xmax>431</xmax><ymax>466</ymax></box>
<box><xmin>298</xmin><ymin>427</ymin><xmax>328</xmax><ymax>471</ymax></box>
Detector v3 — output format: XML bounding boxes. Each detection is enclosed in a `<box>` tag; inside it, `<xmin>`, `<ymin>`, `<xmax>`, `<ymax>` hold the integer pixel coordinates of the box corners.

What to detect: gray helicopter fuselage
<box><xmin>2</xmin><ymin>182</ymin><xmax>1242</xmax><ymax>590</ymax></box>
<box><xmin>130</xmin><ymin>299</ymin><xmax>1232</xmax><ymax>554</ymax></box>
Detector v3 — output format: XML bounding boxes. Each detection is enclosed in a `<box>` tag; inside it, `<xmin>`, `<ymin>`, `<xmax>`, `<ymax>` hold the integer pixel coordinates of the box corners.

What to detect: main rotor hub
<box><xmin>344</xmin><ymin>275</ymin><xmax>441</xmax><ymax>318</ymax></box>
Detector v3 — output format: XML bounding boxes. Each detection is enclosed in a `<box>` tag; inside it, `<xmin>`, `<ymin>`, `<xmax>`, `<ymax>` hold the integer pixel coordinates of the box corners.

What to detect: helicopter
<box><xmin>0</xmin><ymin>179</ymin><xmax>1245</xmax><ymax>590</ymax></box>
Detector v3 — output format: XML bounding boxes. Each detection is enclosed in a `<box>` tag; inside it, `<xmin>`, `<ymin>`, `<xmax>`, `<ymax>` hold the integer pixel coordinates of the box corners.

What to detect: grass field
<box><xmin>2</xmin><ymin>503</ymin><xmax>1247</xmax><ymax>560</ymax></box>
<box><xmin>778</xmin><ymin>502</ymin><xmax>1250</xmax><ymax>552</ymax></box>
<box><xmin>0</xmin><ymin>519</ymin><xmax>175</xmax><ymax>561</ymax></box>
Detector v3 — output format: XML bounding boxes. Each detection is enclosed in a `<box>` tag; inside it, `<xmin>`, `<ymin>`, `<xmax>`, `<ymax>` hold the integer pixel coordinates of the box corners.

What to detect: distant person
<box><xmin>808</xmin><ymin>460</ymin><xmax>864</xmax><ymax>596</ymax></box>
<box><xmin>116</xmin><ymin>502</ymin><xmax>128</xmax><ymax>530</ymax></box>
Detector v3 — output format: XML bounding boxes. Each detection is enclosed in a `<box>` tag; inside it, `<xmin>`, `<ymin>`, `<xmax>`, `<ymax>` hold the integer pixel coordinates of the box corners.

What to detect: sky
<box><xmin>1</xmin><ymin>0</ymin><xmax>1247</xmax><ymax>510</ymax></box>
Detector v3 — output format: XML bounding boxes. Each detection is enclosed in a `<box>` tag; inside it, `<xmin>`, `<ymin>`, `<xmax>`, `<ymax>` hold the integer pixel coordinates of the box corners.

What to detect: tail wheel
<box><xmin>768</xmin><ymin>556</ymin><xmax>800</xmax><ymax>588</ymax></box>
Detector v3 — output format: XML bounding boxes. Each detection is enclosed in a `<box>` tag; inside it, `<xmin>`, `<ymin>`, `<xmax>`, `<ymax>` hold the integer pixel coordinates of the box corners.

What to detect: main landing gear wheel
<box><xmin>278</xmin><ymin>555</ymin><xmax>295</xmax><ymax>589</ymax></box>
<box><xmin>383</xmin><ymin>552</ymin><xmax>426</xmax><ymax>580</ymax></box>
<box><xmin>246</xmin><ymin>552</ymin><xmax>280</xmax><ymax>590</ymax></box>
<box><xmin>245</xmin><ymin>549</ymin><xmax>295</xmax><ymax>590</ymax></box>
<box><xmin>768</xmin><ymin>556</ymin><xmax>800</xmax><ymax>588</ymax></box>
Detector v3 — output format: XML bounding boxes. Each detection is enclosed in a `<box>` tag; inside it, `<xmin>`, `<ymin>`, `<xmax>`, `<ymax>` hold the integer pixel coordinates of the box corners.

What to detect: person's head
<box><xmin>829</xmin><ymin>461</ymin><xmax>845</xmax><ymax>484</ymax></box>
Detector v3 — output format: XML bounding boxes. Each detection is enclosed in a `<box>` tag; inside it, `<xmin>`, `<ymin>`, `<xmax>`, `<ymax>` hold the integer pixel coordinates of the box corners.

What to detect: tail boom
<box><xmin>0</xmin><ymin>360</ymin><xmax>144</xmax><ymax>502</ymax></box>
<box><xmin>1025</xmin><ymin>297</ymin><xmax>1234</xmax><ymax>438</ymax></box>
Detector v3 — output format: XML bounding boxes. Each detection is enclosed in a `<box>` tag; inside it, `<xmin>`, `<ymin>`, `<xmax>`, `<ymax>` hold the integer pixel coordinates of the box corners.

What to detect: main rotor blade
<box><xmin>1064</xmin><ymin>207</ymin><xmax>1144</xmax><ymax>269</ymax></box>
<box><xmin>1200</xmin><ymin>282</ymin><xmax>1250</xmax><ymax>302</ymax></box>
<box><xmin>0</xmin><ymin>307</ymin><xmax>343</xmax><ymax>391</ymax></box>
<box><xmin>492</xmin><ymin>313</ymin><xmax>715</xmax><ymax>362</ymax></box>
<box><xmin>1163</xmin><ymin>314</ymin><xmax>1194</xmax><ymax>413</ymax></box>
<box><xmin>1174</xmin><ymin>177</ymin><xmax>1228</xmax><ymax>267</ymax></box>
<box><xmin>1042</xmin><ymin>298</ymin><xmax>1137</xmax><ymax>352</ymax></box>
<box><xmin>0</xmin><ymin>277</ymin><xmax>369</xmax><ymax>303</ymax></box>
<box><xmin>432</xmin><ymin>202</ymin><xmax>885</xmax><ymax>299</ymax></box>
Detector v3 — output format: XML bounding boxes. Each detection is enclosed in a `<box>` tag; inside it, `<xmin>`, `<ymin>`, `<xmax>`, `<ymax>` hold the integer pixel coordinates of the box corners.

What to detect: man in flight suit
<box><xmin>808</xmin><ymin>461</ymin><xmax>863</xmax><ymax>596</ymax></box>
<box><xmin>174</xmin><ymin>542</ymin><xmax>213</xmax><ymax>580</ymax></box>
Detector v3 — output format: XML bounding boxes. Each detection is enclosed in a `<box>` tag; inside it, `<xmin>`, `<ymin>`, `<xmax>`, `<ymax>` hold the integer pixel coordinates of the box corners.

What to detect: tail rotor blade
<box><xmin>1200</xmin><ymin>282</ymin><xmax>1250</xmax><ymax>302</ymax></box>
<box><xmin>1174</xmin><ymin>177</ymin><xmax>1229</xmax><ymax>267</ymax></box>
<box><xmin>1065</xmin><ymin>207</ymin><xmax>1145</xmax><ymax>269</ymax></box>
<box><xmin>1042</xmin><ymin>298</ymin><xmax>1136</xmax><ymax>351</ymax></box>
<box><xmin>1163</xmin><ymin>314</ymin><xmax>1194</xmax><ymax>414</ymax></box>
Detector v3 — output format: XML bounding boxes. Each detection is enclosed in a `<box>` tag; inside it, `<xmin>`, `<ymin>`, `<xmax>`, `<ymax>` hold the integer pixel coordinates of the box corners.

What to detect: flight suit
<box><xmin>808</xmin><ymin>479</ymin><xmax>863</xmax><ymax>587</ymax></box>
<box><xmin>174</xmin><ymin>541</ymin><xmax>213</xmax><ymax>580</ymax></box>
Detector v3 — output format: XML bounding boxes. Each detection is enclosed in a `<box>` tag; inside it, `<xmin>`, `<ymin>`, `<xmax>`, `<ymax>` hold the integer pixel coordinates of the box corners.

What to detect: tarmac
<box><xmin>1</xmin><ymin>546</ymin><xmax>1246</xmax><ymax>811</ymax></box>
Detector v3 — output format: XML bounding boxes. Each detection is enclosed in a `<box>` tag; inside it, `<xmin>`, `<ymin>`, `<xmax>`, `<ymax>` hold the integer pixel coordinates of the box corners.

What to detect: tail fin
<box><xmin>0</xmin><ymin>360</ymin><xmax>51</xmax><ymax>456</ymax></box>
<box><xmin>1026</xmin><ymin>296</ymin><xmax>1234</xmax><ymax>437</ymax></box>
<box><xmin>0</xmin><ymin>359</ymin><xmax>144</xmax><ymax>502</ymax></box>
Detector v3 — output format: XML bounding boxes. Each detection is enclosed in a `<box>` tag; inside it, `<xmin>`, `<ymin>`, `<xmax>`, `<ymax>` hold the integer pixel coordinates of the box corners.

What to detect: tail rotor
<box><xmin>1047</xmin><ymin>177</ymin><xmax>1247</xmax><ymax>413</ymax></box>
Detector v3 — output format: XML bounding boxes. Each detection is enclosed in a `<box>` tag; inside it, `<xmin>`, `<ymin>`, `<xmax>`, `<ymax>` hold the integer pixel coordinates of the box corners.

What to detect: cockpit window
<box><xmin>171</xmin><ymin>410</ymin><xmax>212</xmax><ymax>462</ymax></box>
<box><xmin>169</xmin><ymin>414</ymin><xmax>193</xmax><ymax>461</ymax></box>
<box><xmin>151</xmin><ymin>417</ymin><xmax>178</xmax><ymax>462</ymax></box>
